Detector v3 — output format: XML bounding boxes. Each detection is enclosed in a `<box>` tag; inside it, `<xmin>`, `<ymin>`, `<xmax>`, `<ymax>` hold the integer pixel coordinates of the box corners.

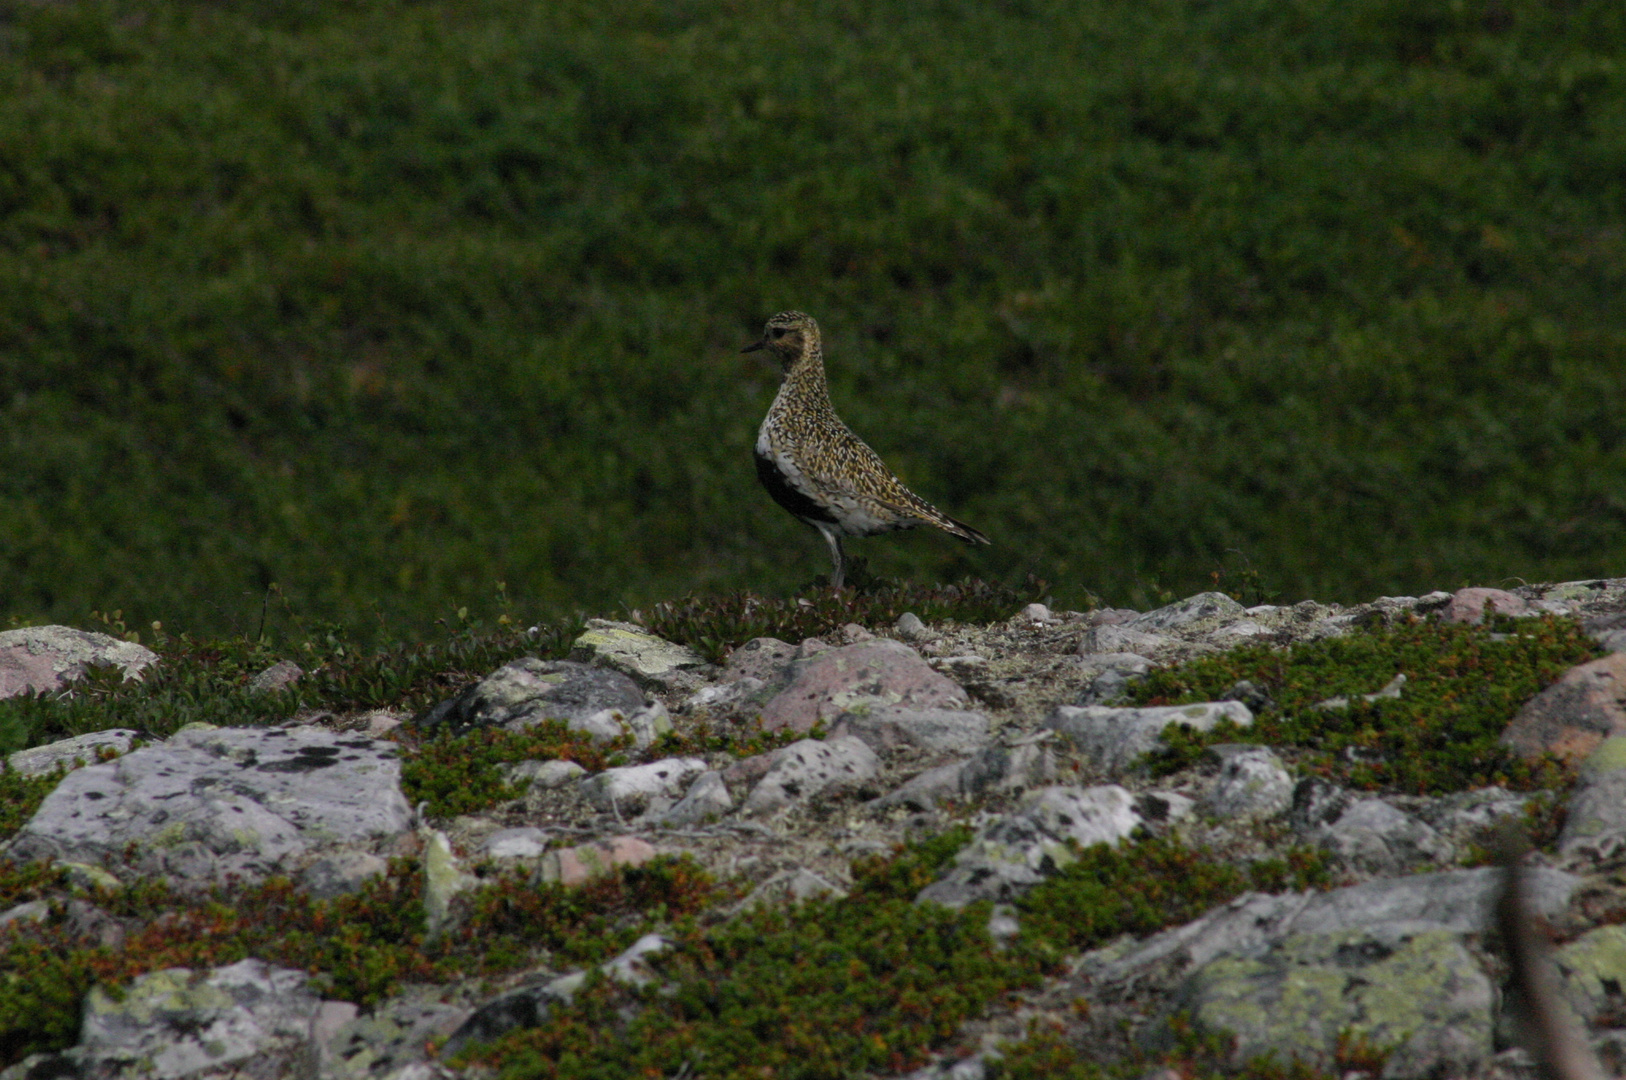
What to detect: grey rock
<box><xmin>5</xmin><ymin>726</ymin><xmax>412</xmax><ymax>885</ymax></box>
<box><xmin>1080</xmin><ymin>624</ymin><xmax>1177</xmax><ymax>657</ymax></box>
<box><xmin>0</xmin><ymin>899</ymin><xmax>49</xmax><ymax>929</ymax></box>
<box><xmin>721</xmin><ymin>637</ymin><xmax>798</xmax><ymax>685</ymax></box>
<box><xmin>441</xmin><ymin>934</ymin><xmax>670</xmax><ymax>1058</ymax></box>
<box><xmin>581</xmin><ymin>757</ymin><xmax>709</xmax><ymax>815</ymax></box>
<box><xmin>742</xmin><ymin>736</ymin><xmax>881</xmax><ymax>816</ymax></box>
<box><xmin>1552</xmin><ymin>924</ymin><xmax>1626</xmax><ymax>1027</ymax></box>
<box><xmin>620</xmin><ymin>700</ymin><xmax>674</xmax><ymax>750</ymax></box>
<box><xmin>568</xmin><ymin>619</ymin><xmax>713</xmax><ymax>691</ymax></box>
<box><xmin>1415</xmin><ymin>786</ymin><xmax>1531</xmax><ymax>847</ymax></box>
<box><xmin>503</xmin><ymin>758</ymin><xmax>588</xmax><ymax>791</ymax></box>
<box><xmin>917</xmin><ymin>785</ymin><xmax>1142</xmax><ymax>908</ymax></box>
<box><xmin>901</xmin><ymin>1056</ymin><xmax>987</xmax><ymax>1080</ymax></box>
<box><xmin>1044</xmin><ymin>701</ymin><xmax>1254</xmax><ymax>773</ymax></box>
<box><xmin>957</xmin><ymin>740</ymin><xmax>1055</xmax><ymax>799</ymax></box>
<box><xmin>297</xmin><ymin>847</ymin><xmax>389</xmax><ymax>900</ymax></box>
<box><xmin>420</xmin><ymin>658</ymin><xmax>646</xmax><ymax>737</ymax></box>
<box><xmin>1289</xmin><ymin>779</ymin><xmax>1451</xmax><ymax>874</ymax></box>
<box><xmin>653</xmin><ymin>770</ymin><xmax>734</xmax><ymax>826</ymax></box>
<box><xmin>1559</xmin><ymin>735</ymin><xmax>1626</xmax><ymax>863</ymax></box>
<box><xmin>76</xmin><ymin>959</ymin><xmax>324</xmax><ymax>1078</ymax></box>
<box><xmin>482</xmin><ymin>827</ymin><xmax>549</xmax><ymax>859</ymax></box>
<box><xmin>1201</xmin><ymin>745</ymin><xmax>1293</xmax><ymax>820</ymax></box>
<box><xmin>827</xmin><ymin>705</ymin><xmax>992</xmax><ymax>754</ymax></box>
<box><xmin>735</xmin><ymin>868</ymin><xmax>848</xmax><ymax>911</ymax></box>
<box><xmin>894</xmin><ymin>613</ymin><xmax>929</xmax><ymax>639</ymax></box>
<box><xmin>322</xmin><ymin>989</ymin><xmax>469</xmax><ymax>1080</ymax></box>
<box><xmin>1097</xmin><ymin>865</ymin><xmax>1580</xmax><ymax>981</ymax></box>
<box><xmin>1127</xmin><ymin>591</ymin><xmax>1245</xmax><ymax>633</ymax></box>
<box><xmin>683</xmin><ymin>676</ymin><xmax>771</xmax><ymax>714</ymax></box>
<box><xmin>422</xmin><ymin>829</ymin><xmax>477</xmax><ymax>936</ymax></box>
<box><xmin>757</xmin><ymin>639</ymin><xmax>970</xmax><ymax>734</ymax></box>
<box><xmin>248</xmin><ymin>660</ymin><xmax>303</xmax><ymax>694</ymax></box>
<box><xmin>868</xmin><ymin>761</ymin><xmax>971</xmax><ymax>812</ymax></box>
<box><xmin>1170</xmin><ymin>927</ymin><xmax>1495</xmax><ymax>1079</ymax></box>
<box><xmin>0</xmin><ymin>625</ymin><xmax>159</xmax><ymax>700</ymax></box>
<box><xmin>1314</xmin><ymin>672</ymin><xmax>1406</xmax><ymax>711</ymax></box>
<box><xmin>1135</xmin><ymin>790</ymin><xmax>1196</xmax><ymax>826</ymax></box>
<box><xmin>6</xmin><ymin>729</ymin><xmax>142</xmax><ymax>778</ymax></box>
<box><xmin>1074</xmin><ymin>656</ymin><xmax>1152</xmax><ymax>706</ymax></box>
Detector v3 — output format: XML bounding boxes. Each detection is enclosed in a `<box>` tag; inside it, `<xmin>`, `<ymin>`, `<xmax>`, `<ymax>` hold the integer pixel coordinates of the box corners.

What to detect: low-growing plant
<box><xmin>1129</xmin><ymin>615</ymin><xmax>1599</xmax><ymax>793</ymax></box>
<box><xmin>0</xmin><ymin>853</ymin><xmax>723</xmax><ymax>1065</ymax></box>
<box><xmin>637</xmin><ymin>576</ymin><xmax>1049</xmax><ymax>662</ymax></box>
<box><xmin>395</xmin><ymin>721</ymin><xmax>627</xmax><ymax>818</ymax></box>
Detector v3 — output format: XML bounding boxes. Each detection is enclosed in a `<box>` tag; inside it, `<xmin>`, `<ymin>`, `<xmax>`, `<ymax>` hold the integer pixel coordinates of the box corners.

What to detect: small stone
<box><xmin>298</xmin><ymin>849</ymin><xmax>388</xmax><ymax>900</ymax></box>
<box><xmin>1044</xmin><ymin>701</ymin><xmax>1254</xmax><ymax>774</ymax></box>
<box><xmin>581</xmin><ymin>757</ymin><xmax>708</xmax><ymax>815</ymax></box>
<box><xmin>537</xmin><ymin>836</ymin><xmax>657</xmax><ymax>886</ymax></box>
<box><xmin>249</xmin><ymin>659</ymin><xmax>304</xmax><ymax>694</ymax></box>
<box><xmin>1126</xmin><ymin>592</ymin><xmax>1244</xmax><ymax>633</ymax></box>
<box><xmin>653</xmin><ymin>771</ymin><xmax>734</xmax><ymax>827</ymax></box>
<box><xmin>1019</xmin><ymin>603</ymin><xmax>1053</xmax><ymax>623</ymax></box>
<box><xmin>1081</xmin><ymin>624</ymin><xmax>1177</xmax><ymax>657</ymax></box>
<box><xmin>827</xmin><ymin>705</ymin><xmax>992</xmax><ymax>754</ymax></box>
<box><xmin>1443</xmin><ymin>587</ymin><xmax>1529</xmax><ymax>625</ymax></box>
<box><xmin>504</xmin><ymin>759</ymin><xmax>588</xmax><ymax>791</ymax></box>
<box><xmin>894</xmin><ymin>612</ymin><xmax>928</xmax><ymax>639</ymax></box>
<box><xmin>422</xmin><ymin>830</ymin><xmax>478</xmax><ymax>936</ymax></box>
<box><xmin>1201</xmin><ymin>745</ymin><xmax>1293</xmax><ymax>820</ymax></box>
<box><xmin>867</xmin><ymin>761</ymin><xmax>969</xmax><ymax>812</ymax></box>
<box><xmin>482</xmin><ymin>827</ymin><xmax>549</xmax><ymax>859</ymax></box>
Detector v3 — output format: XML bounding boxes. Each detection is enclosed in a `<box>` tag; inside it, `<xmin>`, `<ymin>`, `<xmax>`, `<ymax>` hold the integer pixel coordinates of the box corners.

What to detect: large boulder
<box><xmin>5</xmin><ymin>726</ymin><xmax>412</xmax><ymax>886</ymax></box>
<box><xmin>0</xmin><ymin>626</ymin><xmax>158</xmax><ymax>700</ymax></box>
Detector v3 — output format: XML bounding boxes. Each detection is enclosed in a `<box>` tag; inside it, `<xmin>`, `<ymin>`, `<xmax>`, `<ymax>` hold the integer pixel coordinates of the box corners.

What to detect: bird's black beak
<box><xmin>741</xmin><ymin>338</ymin><xmax>767</xmax><ymax>354</ymax></box>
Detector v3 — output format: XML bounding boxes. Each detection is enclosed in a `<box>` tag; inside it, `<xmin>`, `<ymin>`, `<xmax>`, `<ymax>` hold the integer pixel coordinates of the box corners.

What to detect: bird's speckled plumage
<box><xmin>743</xmin><ymin>311</ymin><xmax>989</xmax><ymax>588</ymax></box>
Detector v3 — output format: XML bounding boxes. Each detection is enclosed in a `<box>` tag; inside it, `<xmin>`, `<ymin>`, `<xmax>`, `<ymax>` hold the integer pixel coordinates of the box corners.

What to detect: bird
<box><xmin>743</xmin><ymin>310</ymin><xmax>990</xmax><ymax>589</ymax></box>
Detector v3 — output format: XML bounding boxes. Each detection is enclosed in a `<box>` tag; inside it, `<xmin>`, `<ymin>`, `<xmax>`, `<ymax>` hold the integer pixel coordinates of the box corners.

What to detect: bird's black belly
<box><xmin>755</xmin><ymin>450</ymin><xmax>840</xmax><ymax>527</ymax></box>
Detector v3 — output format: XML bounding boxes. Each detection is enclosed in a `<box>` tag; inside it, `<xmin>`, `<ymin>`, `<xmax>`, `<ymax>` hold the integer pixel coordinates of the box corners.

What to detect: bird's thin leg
<box><xmin>817</xmin><ymin>526</ymin><xmax>847</xmax><ymax>590</ymax></box>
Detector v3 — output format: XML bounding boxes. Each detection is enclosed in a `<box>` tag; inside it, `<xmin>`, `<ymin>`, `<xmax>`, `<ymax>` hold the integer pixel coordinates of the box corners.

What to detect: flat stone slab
<box><xmin>827</xmin><ymin>705</ymin><xmax>992</xmax><ymax>754</ymax></box>
<box><xmin>0</xmin><ymin>625</ymin><xmax>158</xmax><ymax>700</ymax></box>
<box><xmin>568</xmin><ymin>619</ymin><xmax>713</xmax><ymax>691</ymax></box>
<box><xmin>5</xmin><ymin>726</ymin><xmax>412</xmax><ymax>884</ymax></box>
<box><xmin>76</xmin><ymin>959</ymin><xmax>324</xmax><ymax>1079</ymax></box>
<box><xmin>1173</xmin><ymin>927</ymin><xmax>1494</xmax><ymax>1078</ymax></box>
<box><xmin>1502</xmin><ymin>652</ymin><xmax>1626</xmax><ymax>764</ymax></box>
<box><xmin>756</xmin><ymin>639</ymin><xmax>969</xmax><ymax>734</ymax></box>
<box><xmin>1045</xmin><ymin>701</ymin><xmax>1254</xmax><ymax>773</ymax></box>
<box><xmin>1443</xmin><ymin>586</ymin><xmax>1530</xmax><ymax>624</ymax></box>
<box><xmin>7</xmin><ymin>729</ymin><xmax>143</xmax><ymax>778</ymax></box>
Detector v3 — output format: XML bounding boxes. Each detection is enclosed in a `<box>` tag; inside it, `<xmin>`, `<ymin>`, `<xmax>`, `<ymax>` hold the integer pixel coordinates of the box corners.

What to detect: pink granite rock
<box><xmin>755</xmin><ymin>638</ymin><xmax>969</xmax><ymax>734</ymax></box>
<box><xmin>538</xmin><ymin>836</ymin><xmax>658</xmax><ymax>886</ymax></box>
<box><xmin>0</xmin><ymin>626</ymin><xmax>158</xmax><ymax>700</ymax></box>
<box><xmin>1443</xmin><ymin>587</ymin><xmax>1529</xmax><ymax>625</ymax></box>
<box><xmin>1502</xmin><ymin>652</ymin><xmax>1626</xmax><ymax>764</ymax></box>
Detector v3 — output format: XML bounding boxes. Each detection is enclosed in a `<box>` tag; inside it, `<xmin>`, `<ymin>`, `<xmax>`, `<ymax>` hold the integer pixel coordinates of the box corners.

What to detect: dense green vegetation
<box><xmin>2</xmin><ymin>0</ymin><xmax>1623</xmax><ymax>640</ymax></box>
<box><xmin>1129</xmin><ymin>612</ymin><xmax>1600</xmax><ymax>791</ymax></box>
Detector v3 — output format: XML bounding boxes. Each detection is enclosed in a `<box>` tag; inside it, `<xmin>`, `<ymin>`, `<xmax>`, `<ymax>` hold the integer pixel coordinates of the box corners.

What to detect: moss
<box><xmin>0</xmin><ymin>853</ymin><xmax>724</xmax><ymax>1065</ymax></box>
<box><xmin>1128</xmin><ymin>615</ymin><xmax>1599</xmax><ymax>793</ymax></box>
<box><xmin>395</xmin><ymin>721</ymin><xmax>627</xmax><ymax>819</ymax></box>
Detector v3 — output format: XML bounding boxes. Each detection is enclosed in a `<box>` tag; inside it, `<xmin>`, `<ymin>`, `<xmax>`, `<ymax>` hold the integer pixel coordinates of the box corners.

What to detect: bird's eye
<box><xmin>770</xmin><ymin>327</ymin><xmax>787</xmax><ymax>339</ymax></box>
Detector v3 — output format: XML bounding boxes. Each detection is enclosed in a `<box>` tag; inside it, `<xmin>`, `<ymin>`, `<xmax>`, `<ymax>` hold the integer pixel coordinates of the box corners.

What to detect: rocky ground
<box><xmin>5</xmin><ymin>580</ymin><xmax>1626</xmax><ymax>1079</ymax></box>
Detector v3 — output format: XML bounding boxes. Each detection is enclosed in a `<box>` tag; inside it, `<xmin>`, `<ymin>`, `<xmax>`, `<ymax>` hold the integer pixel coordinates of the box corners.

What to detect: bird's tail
<box><xmin>936</xmin><ymin>512</ymin><xmax>990</xmax><ymax>546</ymax></box>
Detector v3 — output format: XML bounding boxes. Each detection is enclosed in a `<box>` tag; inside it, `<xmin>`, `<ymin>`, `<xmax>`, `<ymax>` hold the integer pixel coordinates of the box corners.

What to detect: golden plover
<box><xmin>744</xmin><ymin>311</ymin><xmax>990</xmax><ymax>588</ymax></box>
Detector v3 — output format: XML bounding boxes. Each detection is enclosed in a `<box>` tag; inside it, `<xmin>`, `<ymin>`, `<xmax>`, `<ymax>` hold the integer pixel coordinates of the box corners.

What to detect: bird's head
<box><xmin>742</xmin><ymin>311</ymin><xmax>820</xmax><ymax>371</ymax></box>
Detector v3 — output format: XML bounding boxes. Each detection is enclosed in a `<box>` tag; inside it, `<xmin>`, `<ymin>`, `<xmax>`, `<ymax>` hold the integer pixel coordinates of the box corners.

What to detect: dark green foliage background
<box><xmin>3</xmin><ymin>0</ymin><xmax>1624</xmax><ymax>638</ymax></box>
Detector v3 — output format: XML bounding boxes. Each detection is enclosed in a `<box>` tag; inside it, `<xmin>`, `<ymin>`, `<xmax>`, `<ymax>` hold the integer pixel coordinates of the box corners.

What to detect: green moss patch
<box><xmin>395</xmin><ymin>721</ymin><xmax>627</xmax><ymax>819</ymax></box>
<box><xmin>1129</xmin><ymin>615</ymin><xmax>1600</xmax><ymax>792</ymax></box>
<box><xmin>0</xmin><ymin>853</ymin><xmax>723</xmax><ymax>1065</ymax></box>
<box><xmin>453</xmin><ymin>833</ymin><xmax>1334</xmax><ymax>1079</ymax></box>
